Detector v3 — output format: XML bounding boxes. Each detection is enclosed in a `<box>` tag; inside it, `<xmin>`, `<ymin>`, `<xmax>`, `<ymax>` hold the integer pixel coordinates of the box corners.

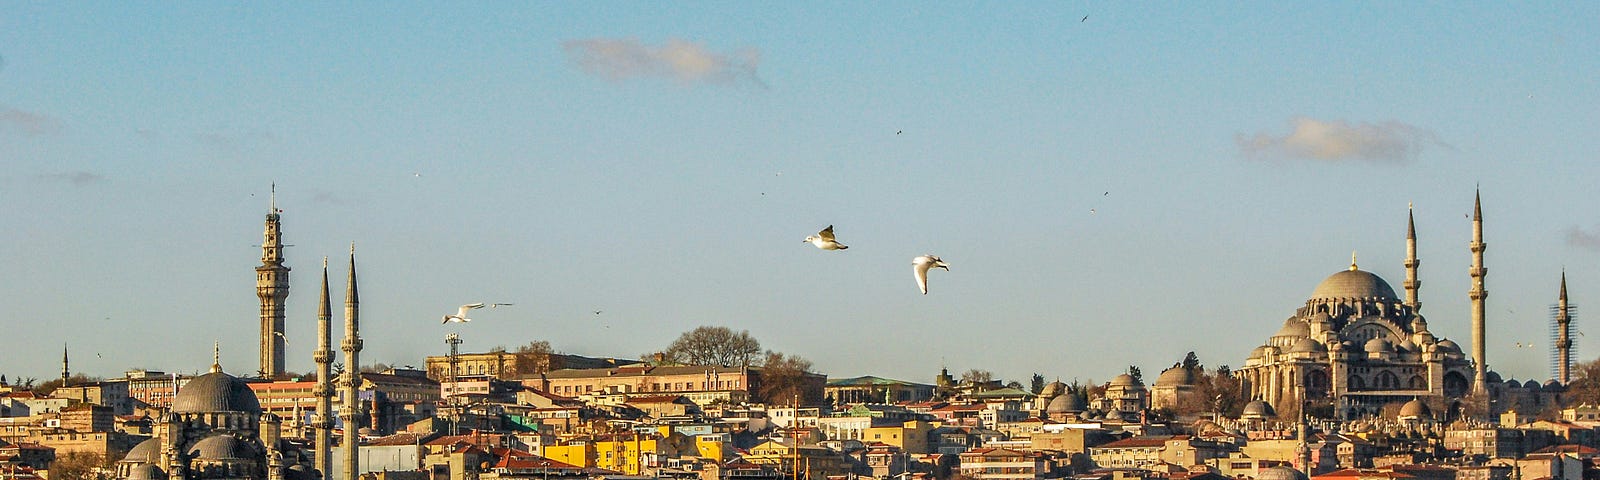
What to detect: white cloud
<box><xmin>562</xmin><ymin>37</ymin><xmax>764</xmax><ymax>87</ymax></box>
<box><xmin>1567</xmin><ymin>226</ymin><xmax>1600</xmax><ymax>252</ymax></box>
<box><xmin>0</xmin><ymin>106</ymin><xmax>64</xmax><ymax>136</ymax></box>
<box><xmin>1238</xmin><ymin>117</ymin><xmax>1443</xmax><ymax>163</ymax></box>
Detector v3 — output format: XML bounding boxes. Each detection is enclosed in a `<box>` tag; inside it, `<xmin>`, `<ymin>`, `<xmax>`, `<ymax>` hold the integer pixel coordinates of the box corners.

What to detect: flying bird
<box><xmin>593</xmin><ymin>310</ymin><xmax>603</xmax><ymax>315</ymax></box>
<box><xmin>443</xmin><ymin>303</ymin><xmax>488</xmax><ymax>324</ymax></box>
<box><xmin>1081</xmin><ymin>15</ymin><xmax>1089</xmax><ymax>22</ymax></box>
<box><xmin>273</xmin><ymin>331</ymin><xmax>289</xmax><ymax>346</ymax></box>
<box><xmin>804</xmin><ymin>225</ymin><xmax>849</xmax><ymax>250</ymax></box>
<box><xmin>912</xmin><ymin>255</ymin><xmax>950</xmax><ymax>295</ymax></box>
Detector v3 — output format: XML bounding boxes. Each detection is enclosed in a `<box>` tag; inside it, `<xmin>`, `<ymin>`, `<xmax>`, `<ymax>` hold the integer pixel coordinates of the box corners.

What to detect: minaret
<box><xmin>1557</xmin><ymin>271</ymin><xmax>1573</xmax><ymax>384</ymax></box>
<box><xmin>339</xmin><ymin>245</ymin><xmax>363</xmax><ymax>480</ymax></box>
<box><xmin>61</xmin><ymin>343</ymin><xmax>70</xmax><ymax>386</ymax></box>
<box><xmin>258</xmin><ymin>184</ymin><xmax>291</xmax><ymax>379</ymax></box>
<box><xmin>1404</xmin><ymin>203</ymin><xmax>1422</xmax><ymax>311</ymax></box>
<box><xmin>313</xmin><ymin>258</ymin><xmax>335</xmax><ymax>480</ymax></box>
<box><xmin>1470</xmin><ymin>189</ymin><xmax>1488</xmax><ymax>393</ymax></box>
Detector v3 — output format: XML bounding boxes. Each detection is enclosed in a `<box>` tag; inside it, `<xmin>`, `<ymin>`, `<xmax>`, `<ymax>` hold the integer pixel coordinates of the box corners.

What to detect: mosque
<box><xmin>114</xmin><ymin>192</ymin><xmax>366</xmax><ymax>480</ymax></box>
<box><xmin>1235</xmin><ymin>193</ymin><xmax>1568</xmax><ymax>421</ymax></box>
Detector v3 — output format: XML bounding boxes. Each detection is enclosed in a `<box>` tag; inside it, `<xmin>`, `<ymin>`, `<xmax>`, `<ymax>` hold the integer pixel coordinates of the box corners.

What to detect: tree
<box><xmin>512</xmin><ymin>340</ymin><xmax>555</xmax><ymax>376</ymax></box>
<box><xmin>1182</xmin><ymin>352</ymin><xmax>1202</xmax><ymax>372</ymax></box>
<box><xmin>49</xmin><ymin>452</ymin><xmax>110</xmax><ymax>480</ymax></box>
<box><xmin>961</xmin><ymin>369</ymin><xmax>994</xmax><ymax>387</ymax></box>
<box><xmin>1126</xmin><ymin>365</ymin><xmax>1143</xmax><ymax>384</ymax></box>
<box><xmin>1030</xmin><ymin>373</ymin><xmax>1046</xmax><ymax>394</ymax></box>
<box><xmin>34</xmin><ymin>374</ymin><xmax>101</xmax><ymax>397</ymax></box>
<box><xmin>1566</xmin><ymin>357</ymin><xmax>1600</xmax><ymax>406</ymax></box>
<box><xmin>657</xmin><ymin>326</ymin><xmax>763</xmax><ymax>367</ymax></box>
<box><xmin>757</xmin><ymin>351</ymin><xmax>815</xmax><ymax>405</ymax></box>
<box><xmin>360</xmin><ymin>363</ymin><xmax>392</xmax><ymax>374</ymax></box>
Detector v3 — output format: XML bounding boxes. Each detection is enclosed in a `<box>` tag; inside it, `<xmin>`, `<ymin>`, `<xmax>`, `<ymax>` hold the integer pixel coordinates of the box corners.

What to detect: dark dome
<box><xmin>1046</xmin><ymin>394</ymin><xmax>1085</xmax><ymax>413</ymax></box>
<box><xmin>122</xmin><ymin>438</ymin><xmax>163</xmax><ymax>464</ymax></box>
<box><xmin>1311</xmin><ymin>269</ymin><xmax>1398</xmax><ymax>301</ymax></box>
<box><xmin>127</xmin><ymin>464</ymin><xmax>166</xmax><ymax>480</ymax></box>
<box><xmin>1155</xmin><ymin>367</ymin><xmax>1196</xmax><ymax>386</ymax></box>
<box><xmin>1241</xmin><ymin>400</ymin><xmax>1277</xmax><ymax>420</ymax></box>
<box><xmin>173</xmin><ymin>371</ymin><xmax>261</xmax><ymax>414</ymax></box>
<box><xmin>189</xmin><ymin>434</ymin><xmax>253</xmax><ymax>461</ymax></box>
<box><xmin>1544</xmin><ymin>380</ymin><xmax>1566</xmax><ymax>391</ymax></box>
<box><xmin>1258</xmin><ymin>466</ymin><xmax>1308</xmax><ymax>480</ymax></box>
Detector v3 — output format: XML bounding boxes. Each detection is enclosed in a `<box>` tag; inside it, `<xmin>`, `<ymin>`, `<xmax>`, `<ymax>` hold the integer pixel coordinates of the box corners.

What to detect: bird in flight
<box><xmin>1081</xmin><ymin>15</ymin><xmax>1089</xmax><ymax>22</ymax></box>
<box><xmin>805</xmin><ymin>225</ymin><xmax>849</xmax><ymax>250</ymax></box>
<box><xmin>443</xmin><ymin>303</ymin><xmax>511</xmax><ymax>324</ymax></box>
<box><xmin>913</xmin><ymin>255</ymin><xmax>950</xmax><ymax>295</ymax></box>
<box><xmin>273</xmin><ymin>331</ymin><xmax>289</xmax><ymax>346</ymax></box>
<box><xmin>593</xmin><ymin>310</ymin><xmax>603</xmax><ymax>315</ymax></box>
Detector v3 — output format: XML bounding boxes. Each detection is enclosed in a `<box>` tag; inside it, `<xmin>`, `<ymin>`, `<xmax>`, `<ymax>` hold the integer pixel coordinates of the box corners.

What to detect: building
<box><xmin>54</xmin><ymin>380</ymin><xmax>134</xmax><ymax>416</ymax></box>
<box><xmin>957</xmin><ymin>448</ymin><xmax>1049</xmax><ymax>480</ymax></box>
<box><xmin>424</xmin><ymin>351</ymin><xmax>634</xmax><ymax>382</ymax></box>
<box><xmin>824</xmin><ymin>377</ymin><xmax>936</xmax><ymax>404</ymax></box>
<box><xmin>527</xmin><ymin>364</ymin><xmax>826</xmax><ymax>407</ymax></box>
<box><xmin>119</xmin><ymin>370</ymin><xmax>193</xmax><ymax>412</ymax></box>
<box><xmin>1238</xmin><ymin>197</ymin><xmax>1566</xmax><ymax>421</ymax></box>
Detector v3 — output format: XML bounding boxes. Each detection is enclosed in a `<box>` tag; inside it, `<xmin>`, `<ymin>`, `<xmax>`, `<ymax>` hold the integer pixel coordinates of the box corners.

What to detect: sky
<box><xmin>3</xmin><ymin>3</ymin><xmax>1599</xmax><ymax>388</ymax></box>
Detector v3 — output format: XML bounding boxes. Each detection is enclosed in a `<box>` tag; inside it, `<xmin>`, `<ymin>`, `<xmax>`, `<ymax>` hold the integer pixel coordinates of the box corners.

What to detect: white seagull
<box><xmin>912</xmin><ymin>255</ymin><xmax>950</xmax><ymax>295</ymax></box>
<box><xmin>804</xmin><ymin>225</ymin><xmax>849</xmax><ymax>250</ymax></box>
<box><xmin>444</xmin><ymin>304</ymin><xmax>486</xmax><ymax>323</ymax></box>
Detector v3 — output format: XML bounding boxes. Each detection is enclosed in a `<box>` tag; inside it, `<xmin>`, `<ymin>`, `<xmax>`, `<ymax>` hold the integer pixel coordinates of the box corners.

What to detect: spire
<box><xmin>270</xmin><ymin>182</ymin><xmax>278</xmax><ymax>214</ymax></box>
<box><xmin>1469</xmin><ymin>188</ymin><xmax>1488</xmax><ymax>395</ymax></box>
<box><xmin>1473</xmin><ymin>187</ymin><xmax>1482</xmax><ymax>221</ymax></box>
<box><xmin>1404</xmin><ymin>203</ymin><xmax>1421</xmax><ymax>311</ymax></box>
<box><xmin>340</xmin><ymin>243</ymin><xmax>363</xmax><ymax>480</ymax></box>
<box><xmin>1561</xmin><ymin>269</ymin><xmax>1569</xmax><ymax>302</ymax></box>
<box><xmin>312</xmin><ymin>257</ymin><xmax>335</xmax><ymax>480</ymax></box>
<box><xmin>61</xmin><ymin>343</ymin><xmax>69</xmax><ymax>386</ymax></box>
<box><xmin>258</xmin><ymin>185</ymin><xmax>290</xmax><ymax>379</ymax></box>
<box><xmin>212</xmin><ymin>341</ymin><xmax>222</xmax><ymax>374</ymax></box>
<box><xmin>1350</xmin><ymin>251</ymin><xmax>1358</xmax><ymax>271</ymax></box>
<box><xmin>1557</xmin><ymin>270</ymin><xmax>1573</xmax><ymax>384</ymax></box>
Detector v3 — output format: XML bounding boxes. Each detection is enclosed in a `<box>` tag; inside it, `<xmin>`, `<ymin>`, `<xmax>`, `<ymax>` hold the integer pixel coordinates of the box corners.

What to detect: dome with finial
<box><xmin>1310</xmin><ymin>255</ymin><xmax>1398</xmax><ymax>301</ymax></box>
<box><xmin>1241</xmin><ymin>400</ymin><xmax>1276</xmax><ymax>420</ymax></box>
<box><xmin>127</xmin><ymin>464</ymin><xmax>167</xmax><ymax>480</ymax></box>
<box><xmin>1398</xmin><ymin>398</ymin><xmax>1431</xmax><ymax>419</ymax></box>
<box><xmin>1046</xmin><ymin>393</ymin><xmax>1085</xmax><ymax>414</ymax></box>
<box><xmin>1109</xmin><ymin>373</ymin><xmax>1144</xmax><ymax>388</ymax></box>
<box><xmin>189</xmin><ymin>434</ymin><xmax>254</xmax><ymax>461</ymax></box>
<box><xmin>1039</xmin><ymin>380</ymin><xmax>1068</xmax><ymax>398</ymax></box>
<box><xmin>1155</xmin><ymin>366</ymin><xmax>1197</xmax><ymax>386</ymax></box>
<box><xmin>122</xmin><ymin>438</ymin><xmax>163</xmax><ymax>465</ymax></box>
<box><xmin>173</xmin><ymin>371</ymin><xmax>261</xmax><ymax>414</ymax></box>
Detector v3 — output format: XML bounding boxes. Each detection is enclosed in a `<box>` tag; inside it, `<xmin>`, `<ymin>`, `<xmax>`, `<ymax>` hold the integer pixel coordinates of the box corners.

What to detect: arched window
<box><xmin>1348</xmin><ymin>375</ymin><xmax>1366</xmax><ymax>391</ymax></box>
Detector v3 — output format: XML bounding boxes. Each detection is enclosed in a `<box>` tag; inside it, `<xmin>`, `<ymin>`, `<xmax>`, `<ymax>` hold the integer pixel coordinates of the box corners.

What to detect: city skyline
<box><xmin>3</xmin><ymin>3</ymin><xmax>1598</xmax><ymax>386</ymax></box>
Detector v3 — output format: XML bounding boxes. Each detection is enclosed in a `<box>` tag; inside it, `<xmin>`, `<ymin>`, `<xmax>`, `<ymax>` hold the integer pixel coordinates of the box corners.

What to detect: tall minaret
<box><xmin>1404</xmin><ymin>203</ymin><xmax>1422</xmax><ymax>311</ymax></box>
<box><xmin>258</xmin><ymin>184</ymin><xmax>291</xmax><ymax>379</ymax></box>
<box><xmin>339</xmin><ymin>245</ymin><xmax>363</xmax><ymax>480</ymax></box>
<box><xmin>1470</xmin><ymin>189</ymin><xmax>1488</xmax><ymax>393</ymax></box>
<box><xmin>61</xmin><ymin>344</ymin><xmax>70</xmax><ymax>386</ymax></box>
<box><xmin>1557</xmin><ymin>271</ymin><xmax>1573</xmax><ymax>384</ymax></box>
<box><xmin>312</xmin><ymin>258</ymin><xmax>335</xmax><ymax>480</ymax></box>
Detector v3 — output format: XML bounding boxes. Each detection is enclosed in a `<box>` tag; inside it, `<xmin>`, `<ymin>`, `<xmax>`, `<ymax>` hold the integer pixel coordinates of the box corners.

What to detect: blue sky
<box><xmin>3</xmin><ymin>3</ymin><xmax>1598</xmax><ymax>387</ymax></box>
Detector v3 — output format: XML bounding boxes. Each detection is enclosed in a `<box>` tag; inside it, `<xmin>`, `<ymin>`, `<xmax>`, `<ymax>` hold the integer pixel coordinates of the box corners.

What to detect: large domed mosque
<box><xmin>1236</xmin><ymin>193</ymin><xmax>1567</xmax><ymax>421</ymax></box>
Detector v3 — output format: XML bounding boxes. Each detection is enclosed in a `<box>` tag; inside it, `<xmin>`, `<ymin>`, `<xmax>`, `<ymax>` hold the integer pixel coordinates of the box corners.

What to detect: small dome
<box><xmin>1046</xmin><ymin>394</ymin><xmax>1085</xmax><ymax>413</ymax></box>
<box><xmin>1311</xmin><ymin>269</ymin><xmax>1398</xmax><ymax>300</ymax></box>
<box><xmin>1485</xmin><ymin>371</ymin><xmax>1503</xmax><ymax>384</ymax></box>
<box><xmin>189</xmin><ymin>435</ymin><xmax>252</xmax><ymax>461</ymax></box>
<box><xmin>1524</xmin><ymin>380</ymin><xmax>1541</xmax><ymax>390</ymax></box>
<box><xmin>173</xmin><ymin>371</ymin><xmax>261</xmax><ymax>414</ymax></box>
<box><xmin>1309</xmin><ymin>312</ymin><xmax>1333</xmax><ymax>324</ymax></box>
<box><xmin>1505</xmin><ymin>379</ymin><xmax>1521</xmax><ymax>388</ymax></box>
<box><xmin>127</xmin><ymin>464</ymin><xmax>166</xmax><ymax>480</ymax></box>
<box><xmin>1258</xmin><ymin>466</ymin><xmax>1309</xmax><ymax>480</ymax></box>
<box><xmin>1364</xmin><ymin>338</ymin><xmax>1393</xmax><ymax>353</ymax></box>
<box><xmin>1039</xmin><ymin>381</ymin><xmax>1068</xmax><ymax>398</ymax></box>
<box><xmin>1241</xmin><ymin>400</ymin><xmax>1277</xmax><ymax>420</ymax></box>
<box><xmin>1436</xmin><ymin>339</ymin><xmax>1461</xmax><ymax>353</ymax></box>
<box><xmin>1398</xmin><ymin>399</ymin><xmax>1431</xmax><ymax>418</ymax></box>
<box><xmin>122</xmin><ymin>438</ymin><xmax>163</xmax><ymax>465</ymax></box>
<box><xmin>1397</xmin><ymin>339</ymin><xmax>1416</xmax><ymax>352</ymax></box>
<box><xmin>1544</xmin><ymin>380</ymin><xmax>1566</xmax><ymax>391</ymax></box>
<box><xmin>1250</xmin><ymin>345</ymin><xmax>1271</xmax><ymax>359</ymax></box>
<box><xmin>1273</xmin><ymin>319</ymin><xmax>1312</xmax><ymax>339</ymax></box>
<box><xmin>1109</xmin><ymin>374</ymin><xmax>1144</xmax><ymax>388</ymax></box>
<box><xmin>1289</xmin><ymin>337</ymin><xmax>1327</xmax><ymax>354</ymax></box>
<box><xmin>1155</xmin><ymin>367</ymin><xmax>1196</xmax><ymax>386</ymax></box>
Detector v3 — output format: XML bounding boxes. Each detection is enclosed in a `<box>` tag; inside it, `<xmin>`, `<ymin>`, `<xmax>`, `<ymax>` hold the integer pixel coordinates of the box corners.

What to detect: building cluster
<box><xmin>3</xmin><ymin>191</ymin><xmax>1596</xmax><ymax>480</ymax></box>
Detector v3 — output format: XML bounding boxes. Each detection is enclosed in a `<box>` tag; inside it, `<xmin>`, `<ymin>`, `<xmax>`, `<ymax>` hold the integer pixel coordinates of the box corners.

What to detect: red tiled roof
<box><xmin>1095</xmin><ymin>436</ymin><xmax>1177</xmax><ymax>449</ymax></box>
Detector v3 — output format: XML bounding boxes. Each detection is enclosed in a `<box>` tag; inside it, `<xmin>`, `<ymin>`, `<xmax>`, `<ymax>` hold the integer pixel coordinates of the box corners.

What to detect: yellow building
<box><xmin>864</xmin><ymin>420</ymin><xmax>933</xmax><ymax>454</ymax></box>
<box><xmin>593</xmin><ymin>435</ymin><xmax>675</xmax><ymax>475</ymax></box>
<box><xmin>744</xmin><ymin>439</ymin><xmax>846</xmax><ymax>479</ymax></box>
<box><xmin>541</xmin><ymin>442</ymin><xmax>596</xmax><ymax>469</ymax></box>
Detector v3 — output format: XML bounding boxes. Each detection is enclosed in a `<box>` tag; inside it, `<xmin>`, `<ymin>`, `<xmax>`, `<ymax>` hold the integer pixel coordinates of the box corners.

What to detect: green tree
<box><xmin>1126</xmin><ymin>365</ymin><xmax>1143</xmax><ymax>384</ymax></box>
<box><xmin>1030</xmin><ymin>373</ymin><xmax>1046</xmax><ymax>394</ymax></box>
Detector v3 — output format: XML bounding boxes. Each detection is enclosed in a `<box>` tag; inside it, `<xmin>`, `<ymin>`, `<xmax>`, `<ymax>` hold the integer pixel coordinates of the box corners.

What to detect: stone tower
<box><xmin>258</xmin><ymin>185</ymin><xmax>290</xmax><ymax>379</ymax></box>
<box><xmin>339</xmin><ymin>246</ymin><xmax>362</xmax><ymax>480</ymax></box>
<box><xmin>313</xmin><ymin>258</ymin><xmax>335</xmax><ymax>480</ymax></box>
<box><xmin>1469</xmin><ymin>189</ymin><xmax>1488</xmax><ymax>393</ymax></box>
<box><xmin>1404</xmin><ymin>204</ymin><xmax>1421</xmax><ymax>311</ymax></box>
<box><xmin>1557</xmin><ymin>272</ymin><xmax>1573</xmax><ymax>384</ymax></box>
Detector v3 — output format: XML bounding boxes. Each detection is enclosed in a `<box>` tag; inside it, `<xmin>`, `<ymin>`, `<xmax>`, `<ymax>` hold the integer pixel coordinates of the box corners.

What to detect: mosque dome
<box><xmin>1544</xmin><ymin>380</ymin><xmax>1566</xmax><ymax>391</ymax></box>
<box><xmin>1258</xmin><ymin>466</ymin><xmax>1308</xmax><ymax>480</ymax></box>
<box><xmin>127</xmin><ymin>464</ymin><xmax>167</xmax><ymax>480</ymax></box>
<box><xmin>1039</xmin><ymin>381</ymin><xmax>1068</xmax><ymax>398</ymax></box>
<box><xmin>1046</xmin><ymin>394</ymin><xmax>1085</xmax><ymax>413</ymax></box>
<box><xmin>1398</xmin><ymin>399</ymin><xmax>1431</xmax><ymax>418</ymax></box>
<box><xmin>1364</xmin><ymin>338</ymin><xmax>1394</xmax><ymax>354</ymax></box>
<box><xmin>1436</xmin><ymin>339</ymin><xmax>1462</xmax><ymax>353</ymax></box>
<box><xmin>1250</xmin><ymin>345</ymin><xmax>1271</xmax><ymax>359</ymax></box>
<box><xmin>1290</xmin><ymin>337</ymin><xmax>1327</xmax><ymax>354</ymax></box>
<box><xmin>122</xmin><ymin>438</ymin><xmax>163</xmax><ymax>465</ymax></box>
<box><xmin>173</xmin><ymin>371</ymin><xmax>261</xmax><ymax>414</ymax></box>
<box><xmin>1273</xmin><ymin>319</ymin><xmax>1312</xmax><ymax>339</ymax></box>
<box><xmin>1155</xmin><ymin>367</ymin><xmax>1196</xmax><ymax>386</ymax></box>
<box><xmin>1523</xmin><ymin>380</ymin><xmax>1541</xmax><ymax>390</ymax></box>
<box><xmin>1486</xmin><ymin>371</ymin><xmax>1503</xmax><ymax>384</ymax></box>
<box><xmin>1109</xmin><ymin>374</ymin><xmax>1144</xmax><ymax>388</ymax></box>
<box><xmin>1241</xmin><ymin>400</ymin><xmax>1277</xmax><ymax>420</ymax></box>
<box><xmin>1311</xmin><ymin>268</ymin><xmax>1398</xmax><ymax>301</ymax></box>
<box><xmin>189</xmin><ymin>435</ymin><xmax>252</xmax><ymax>461</ymax></box>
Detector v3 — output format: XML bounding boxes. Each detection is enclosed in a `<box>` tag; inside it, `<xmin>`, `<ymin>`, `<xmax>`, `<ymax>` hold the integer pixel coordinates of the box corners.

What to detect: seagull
<box><xmin>273</xmin><ymin>331</ymin><xmax>289</xmax><ymax>346</ymax></box>
<box><xmin>1081</xmin><ymin>14</ymin><xmax>1089</xmax><ymax>22</ymax></box>
<box><xmin>896</xmin><ymin>130</ymin><xmax>903</xmax><ymax>135</ymax></box>
<box><xmin>913</xmin><ymin>255</ymin><xmax>950</xmax><ymax>295</ymax></box>
<box><xmin>593</xmin><ymin>310</ymin><xmax>603</xmax><ymax>315</ymax></box>
<box><xmin>804</xmin><ymin>225</ymin><xmax>849</xmax><ymax>250</ymax></box>
<box><xmin>443</xmin><ymin>303</ymin><xmax>486</xmax><ymax>324</ymax></box>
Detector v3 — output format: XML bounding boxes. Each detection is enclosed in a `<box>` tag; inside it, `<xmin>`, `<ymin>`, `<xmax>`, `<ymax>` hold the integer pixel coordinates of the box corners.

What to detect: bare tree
<box><xmin>512</xmin><ymin>340</ymin><xmax>555</xmax><ymax>376</ymax></box>
<box><xmin>1566</xmin><ymin>357</ymin><xmax>1600</xmax><ymax>406</ymax></box>
<box><xmin>757</xmin><ymin>351</ymin><xmax>816</xmax><ymax>405</ymax></box>
<box><xmin>961</xmin><ymin>369</ymin><xmax>994</xmax><ymax>387</ymax></box>
<box><xmin>49</xmin><ymin>452</ymin><xmax>110</xmax><ymax>480</ymax></box>
<box><xmin>657</xmin><ymin>326</ymin><xmax>763</xmax><ymax>367</ymax></box>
